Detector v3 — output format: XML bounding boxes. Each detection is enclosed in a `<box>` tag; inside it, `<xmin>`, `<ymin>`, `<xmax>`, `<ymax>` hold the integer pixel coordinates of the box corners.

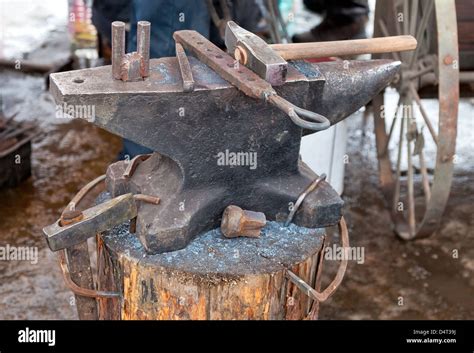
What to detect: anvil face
<box><xmin>50</xmin><ymin>57</ymin><xmax>399</xmax><ymax>254</ymax></box>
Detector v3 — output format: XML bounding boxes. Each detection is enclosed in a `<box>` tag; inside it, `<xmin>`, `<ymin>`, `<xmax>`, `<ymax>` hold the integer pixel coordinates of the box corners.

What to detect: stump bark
<box><xmin>97</xmin><ymin>221</ymin><xmax>325</xmax><ymax>320</ymax></box>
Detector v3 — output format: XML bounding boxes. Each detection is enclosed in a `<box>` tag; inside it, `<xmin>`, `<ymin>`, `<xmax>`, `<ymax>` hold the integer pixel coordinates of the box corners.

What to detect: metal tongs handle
<box><xmin>268</xmin><ymin>94</ymin><xmax>330</xmax><ymax>131</ymax></box>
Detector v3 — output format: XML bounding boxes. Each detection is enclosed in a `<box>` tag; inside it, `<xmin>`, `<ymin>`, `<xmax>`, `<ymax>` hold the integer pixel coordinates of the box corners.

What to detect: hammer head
<box><xmin>225</xmin><ymin>21</ymin><xmax>287</xmax><ymax>86</ymax></box>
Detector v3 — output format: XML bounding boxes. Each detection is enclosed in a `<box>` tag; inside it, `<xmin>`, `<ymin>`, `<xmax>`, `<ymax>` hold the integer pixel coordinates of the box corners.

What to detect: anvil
<box><xmin>49</xmin><ymin>36</ymin><xmax>399</xmax><ymax>254</ymax></box>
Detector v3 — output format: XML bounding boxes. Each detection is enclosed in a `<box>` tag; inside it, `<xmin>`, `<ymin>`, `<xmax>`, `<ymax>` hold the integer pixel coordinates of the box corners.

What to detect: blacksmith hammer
<box><xmin>225</xmin><ymin>21</ymin><xmax>417</xmax><ymax>86</ymax></box>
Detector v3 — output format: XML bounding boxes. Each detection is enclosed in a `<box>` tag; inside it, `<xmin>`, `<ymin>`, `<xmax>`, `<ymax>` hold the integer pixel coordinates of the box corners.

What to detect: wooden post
<box><xmin>97</xmin><ymin>222</ymin><xmax>325</xmax><ymax>320</ymax></box>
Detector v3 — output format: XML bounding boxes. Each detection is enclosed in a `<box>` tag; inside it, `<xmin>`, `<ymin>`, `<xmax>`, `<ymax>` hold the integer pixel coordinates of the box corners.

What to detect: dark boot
<box><xmin>292</xmin><ymin>14</ymin><xmax>368</xmax><ymax>43</ymax></box>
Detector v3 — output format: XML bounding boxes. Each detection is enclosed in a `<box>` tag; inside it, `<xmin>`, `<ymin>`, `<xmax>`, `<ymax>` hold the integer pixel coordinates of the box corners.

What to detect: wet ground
<box><xmin>0</xmin><ymin>69</ymin><xmax>121</xmax><ymax>319</ymax></box>
<box><xmin>320</xmin><ymin>103</ymin><xmax>474</xmax><ymax>320</ymax></box>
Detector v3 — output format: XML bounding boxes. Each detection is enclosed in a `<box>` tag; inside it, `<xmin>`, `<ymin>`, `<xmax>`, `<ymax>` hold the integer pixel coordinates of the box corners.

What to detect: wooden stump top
<box><xmin>102</xmin><ymin>221</ymin><xmax>324</xmax><ymax>276</ymax></box>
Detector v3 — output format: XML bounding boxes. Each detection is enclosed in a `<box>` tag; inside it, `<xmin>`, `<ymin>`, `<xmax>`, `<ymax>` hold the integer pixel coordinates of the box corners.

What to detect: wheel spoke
<box><xmin>392</xmin><ymin>1</ymin><xmax>402</xmax><ymax>36</ymax></box>
<box><xmin>409</xmin><ymin>0</ymin><xmax>419</xmax><ymax>37</ymax></box>
<box><xmin>419</xmin><ymin>149</ymin><xmax>431</xmax><ymax>202</ymax></box>
<box><xmin>403</xmin><ymin>0</ymin><xmax>409</xmax><ymax>35</ymax></box>
<box><xmin>392</xmin><ymin>98</ymin><xmax>405</xmax><ymax>213</ymax></box>
<box><xmin>378</xmin><ymin>19</ymin><xmax>401</xmax><ymax>61</ymax></box>
<box><xmin>410</xmin><ymin>83</ymin><xmax>439</xmax><ymax>145</ymax></box>
<box><xmin>383</xmin><ymin>97</ymin><xmax>402</xmax><ymax>155</ymax></box>
<box><xmin>406</xmin><ymin>110</ymin><xmax>416</xmax><ymax>237</ymax></box>
<box><xmin>409</xmin><ymin>0</ymin><xmax>434</xmax><ymax>68</ymax></box>
<box><xmin>407</xmin><ymin>64</ymin><xmax>435</xmax><ymax>80</ymax></box>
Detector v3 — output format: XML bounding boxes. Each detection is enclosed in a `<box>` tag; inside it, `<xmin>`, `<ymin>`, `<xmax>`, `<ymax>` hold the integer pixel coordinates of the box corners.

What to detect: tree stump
<box><xmin>97</xmin><ymin>221</ymin><xmax>325</xmax><ymax>320</ymax></box>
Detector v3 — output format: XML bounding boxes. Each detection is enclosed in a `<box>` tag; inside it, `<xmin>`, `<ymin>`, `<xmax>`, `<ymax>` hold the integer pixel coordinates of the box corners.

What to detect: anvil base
<box><xmin>106</xmin><ymin>153</ymin><xmax>342</xmax><ymax>254</ymax></box>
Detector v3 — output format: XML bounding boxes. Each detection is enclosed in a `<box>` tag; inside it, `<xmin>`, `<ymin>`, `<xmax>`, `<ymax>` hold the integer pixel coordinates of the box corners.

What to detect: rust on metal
<box><xmin>133</xmin><ymin>194</ymin><xmax>160</xmax><ymax>205</ymax></box>
<box><xmin>220</xmin><ymin>205</ymin><xmax>266</xmax><ymax>238</ymax></box>
<box><xmin>44</xmin><ymin>193</ymin><xmax>138</xmax><ymax>251</ymax></box>
<box><xmin>60</xmin><ymin>209</ymin><xmax>84</xmax><ymax>226</ymax></box>
<box><xmin>285</xmin><ymin>174</ymin><xmax>327</xmax><ymax>227</ymax></box>
<box><xmin>123</xmin><ymin>153</ymin><xmax>152</xmax><ymax>178</ymax></box>
<box><xmin>137</xmin><ymin>21</ymin><xmax>151</xmax><ymax>77</ymax></box>
<box><xmin>225</xmin><ymin>21</ymin><xmax>287</xmax><ymax>86</ymax></box>
<box><xmin>58</xmin><ymin>250</ymin><xmax>120</xmax><ymax>298</ymax></box>
<box><xmin>57</xmin><ymin>174</ymin><xmax>107</xmax><ymax>320</ymax></box>
<box><xmin>286</xmin><ymin>216</ymin><xmax>349</xmax><ymax>302</ymax></box>
<box><xmin>372</xmin><ymin>0</ymin><xmax>459</xmax><ymax>240</ymax></box>
<box><xmin>111</xmin><ymin>21</ymin><xmax>125</xmax><ymax>80</ymax></box>
<box><xmin>175</xmin><ymin>42</ymin><xmax>195</xmax><ymax>92</ymax></box>
<box><xmin>111</xmin><ymin>21</ymin><xmax>150</xmax><ymax>81</ymax></box>
<box><xmin>174</xmin><ymin>29</ymin><xmax>274</xmax><ymax>99</ymax></box>
<box><xmin>173</xmin><ymin>30</ymin><xmax>330</xmax><ymax>131</ymax></box>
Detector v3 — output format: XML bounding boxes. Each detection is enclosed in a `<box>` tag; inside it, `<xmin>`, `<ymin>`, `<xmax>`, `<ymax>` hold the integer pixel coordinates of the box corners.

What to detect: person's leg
<box><xmin>120</xmin><ymin>0</ymin><xmax>210</xmax><ymax>159</ymax></box>
<box><xmin>293</xmin><ymin>0</ymin><xmax>369</xmax><ymax>43</ymax></box>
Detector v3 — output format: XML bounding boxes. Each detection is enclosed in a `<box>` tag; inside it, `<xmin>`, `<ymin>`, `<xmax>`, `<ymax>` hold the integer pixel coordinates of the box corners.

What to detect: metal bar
<box><xmin>123</xmin><ymin>154</ymin><xmax>152</xmax><ymax>179</ymax></box>
<box><xmin>410</xmin><ymin>83</ymin><xmax>438</xmax><ymax>145</ymax></box>
<box><xmin>137</xmin><ymin>21</ymin><xmax>151</xmax><ymax>77</ymax></box>
<box><xmin>392</xmin><ymin>98</ymin><xmax>405</xmax><ymax>213</ymax></box>
<box><xmin>409</xmin><ymin>0</ymin><xmax>419</xmax><ymax>37</ymax></box>
<box><xmin>173</xmin><ymin>30</ymin><xmax>330</xmax><ymax>131</ymax></box>
<box><xmin>58</xmin><ymin>250</ymin><xmax>121</xmax><ymax>298</ymax></box>
<box><xmin>285</xmin><ymin>174</ymin><xmax>327</xmax><ymax>226</ymax></box>
<box><xmin>409</xmin><ymin>0</ymin><xmax>434</xmax><ymax>69</ymax></box>
<box><xmin>459</xmin><ymin>71</ymin><xmax>474</xmax><ymax>83</ymax></box>
<box><xmin>383</xmin><ymin>97</ymin><xmax>402</xmax><ymax>155</ymax></box>
<box><xmin>286</xmin><ymin>217</ymin><xmax>349</xmax><ymax>303</ymax></box>
<box><xmin>111</xmin><ymin>21</ymin><xmax>126</xmax><ymax>80</ymax></box>
<box><xmin>419</xmin><ymin>149</ymin><xmax>431</xmax><ymax>202</ymax></box>
<box><xmin>406</xmin><ymin>110</ymin><xmax>416</xmax><ymax>237</ymax></box>
<box><xmin>60</xmin><ymin>174</ymin><xmax>107</xmax><ymax>319</ymax></box>
<box><xmin>305</xmin><ymin>236</ymin><xmax>327</xmax><ymax>320</ymax></box>
<box><xmin>175</xmin><ymin>43</ymin><xmax>195</xmax><ymax>92</ymax></box>
<box><xmin>133</xmin><ymin>194</ymin><xmax>160</xmax><ymax>205</ymax></box>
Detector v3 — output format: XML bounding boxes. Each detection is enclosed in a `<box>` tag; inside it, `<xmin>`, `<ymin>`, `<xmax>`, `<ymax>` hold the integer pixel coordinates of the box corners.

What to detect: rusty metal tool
<box><xmin>173</xmin><ymin>30</ymin><xmax>330</xmax><ymax>131</ymax></box>
<box><xmin>225</xmin><ymin>21</ymin><xmax>416</xmax><ymax>86</ymax></box>
<box><xmin>221</xmin><ymin>205</ymin><xmax>266</xmax><ymax>238</ymax></box>
<box><xmin>175</xmin><ymin>43</ymin><xmax>195</xmax><ymax>92</ymax></box>
<box><xmin>112</xmin><ymin>21</ymin><xmax>150</xmax><ymax>81</ymax></box>
<box><xmin>285</xmin><ymin>173</ymin><xmax>327</xmax><ymax>227</ymax></box>
<box><xmin>54</xmin><ymin>174</ymin><xmax>120</xmax><ymax>320</ymax></box>
<box><xmin>44</xmin><ymin>192</ymin><xmax>161</xmax><ymax>252</ymax></box>
<box><xmin>44</xmin><ymin>193</ymin><xmax>138</xmax><ymax>251</ymax></box>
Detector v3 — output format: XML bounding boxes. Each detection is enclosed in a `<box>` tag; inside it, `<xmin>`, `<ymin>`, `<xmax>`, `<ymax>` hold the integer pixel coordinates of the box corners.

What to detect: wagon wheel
<box><xmin>372</xmin><ymin>0</ymin><xmax>459</xmax><ymax>240</ymax></box>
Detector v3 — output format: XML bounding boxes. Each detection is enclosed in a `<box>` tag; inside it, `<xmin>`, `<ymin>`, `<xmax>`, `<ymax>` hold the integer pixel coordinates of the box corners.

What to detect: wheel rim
<box><xmin>372</xmin><ymin>0</ymin><xmax>459</xmax><ymax>240</ymax></box>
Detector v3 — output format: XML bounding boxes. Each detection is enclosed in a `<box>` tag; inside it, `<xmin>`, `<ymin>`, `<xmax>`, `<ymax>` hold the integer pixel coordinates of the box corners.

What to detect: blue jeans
<box><xmin>120</xmin><ymin>0</ymin><xmax>210</xmax><ymax>158</ymax></box>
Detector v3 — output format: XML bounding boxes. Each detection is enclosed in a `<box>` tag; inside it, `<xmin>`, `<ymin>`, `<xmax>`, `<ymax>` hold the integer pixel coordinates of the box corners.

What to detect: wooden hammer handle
<box><xmin>270</xmin><ymin>35</ymin><xmax>416</xmax><ymax>60</ymax></box>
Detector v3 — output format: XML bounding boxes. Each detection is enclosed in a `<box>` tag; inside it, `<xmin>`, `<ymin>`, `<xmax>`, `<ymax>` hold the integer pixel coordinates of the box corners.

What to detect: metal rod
<box><xmin>406</xmin><ymin>108</ymin><xmax>416</xmax><ymax>237</ymax></box>
<box><xmin>175</xmin><ymin>43</ymin><xmax>195</xmax><ymax>92</ymax></box>
<box><xmin>410</xmin><ymin>83</ymin><xmax>438</xmax><ymax>145</ymax></box>
<box><xmin>58</xmin><ymin>250</ymin><xmax>121</xmax><ymax>298</ymax></box>
<box><xmin>383</xmin><ymin>97</ymin><xmax>402</xmax><ymax>155</ymax></box>
<box><xmin>285</xmin><ymin>174</ymin><xmax>327</xmax><ymax>227</ymax></box>
<box><xmin>419</xmin><ymin>149</ymin><xmax>431</xmax><ymax>202</ymax></box>
<box><xmin>133</xmin><ymin>194</ymin><xmax>160</xmax><ymax>205</ymax></box>
<box><xmin>112</xmin><ymin>21</ymin><xmax>126</xmax><ymax>79</ymax></box>
<box><xmin>137</xmin><ymin>21</ymin><xmax>151</xmax><ymax>77</ymax></box>
<box><xmin>286</xmin><ymin>216</ymin><xmax>349</xmax><ymax>302</ymax></box>
<box><xmin>409</xmin><ymin>0</ymin><xmax>434</xmax><ymax>69</ymax></box>
<box><xmin>393</xmin><ymin>98</ymin><xmax>405</xmax><ymax>213</ymax></box>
